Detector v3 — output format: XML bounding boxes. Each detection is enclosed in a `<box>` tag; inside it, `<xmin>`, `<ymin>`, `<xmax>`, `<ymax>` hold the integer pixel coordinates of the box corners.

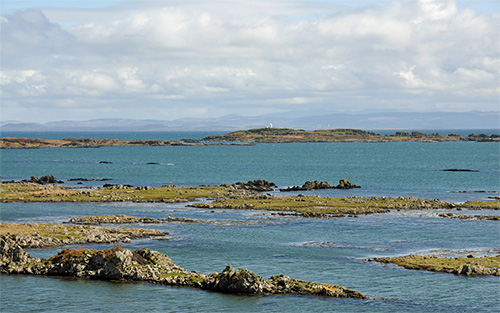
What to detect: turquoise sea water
<box><xmin>1</xmin><ymin>131</ymin><xmax>499</xmax><ymax>312</ymax></box>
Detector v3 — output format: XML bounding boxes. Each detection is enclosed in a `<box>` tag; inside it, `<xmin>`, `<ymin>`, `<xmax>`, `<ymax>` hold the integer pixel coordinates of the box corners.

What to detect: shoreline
<box><xmin>0</xmin><ymin>137</ymin><xmax>253</xmax><ymax>149</ymax></box>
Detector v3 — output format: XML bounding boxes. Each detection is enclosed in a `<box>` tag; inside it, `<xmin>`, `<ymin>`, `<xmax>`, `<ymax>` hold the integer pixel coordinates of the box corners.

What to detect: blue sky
<box><xmin>1</xmin><ymin>0</ymin><xmax>499</xmax><ymax>122</ymax></box>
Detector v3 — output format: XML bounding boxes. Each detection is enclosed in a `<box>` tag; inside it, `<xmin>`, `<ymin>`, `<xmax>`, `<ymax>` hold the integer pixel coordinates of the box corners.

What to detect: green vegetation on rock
<box><xmin>0</xmin><ymin>223</ymin><xmax>167</xmax><ymax>247</ymax></box>
<box><xmin>190</xmin><ymin>195</ymin><xmax>457</xmax><ymax>217</ymax></box>
<box><xmin>0</xmin><ymin>182</ymin><xmax>235</xmax><ymax>203</ymax></box>
<box><xmin>372</xmin><ymin>255</ymin><xmax>500</xmax><ymax>276</ymax></box>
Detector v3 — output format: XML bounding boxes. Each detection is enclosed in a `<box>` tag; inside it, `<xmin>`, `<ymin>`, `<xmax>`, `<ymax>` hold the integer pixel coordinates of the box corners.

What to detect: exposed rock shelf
<box><xmin>0</xmin><ymin>235</ymin><xmax>367</xmax><ymax>299</ymax></box>
<box><xmin>437</xmin><ymin>213</ymin><xmax>500</xmax><ymax>221</ymax></box>
<box><xmin>370</xmin><ymin>255</ymin><xmax>500</xmax><ymax>276</ymax></box>
<box><xmin>0</xmin><ymin>223</ymin><xmax>167</xmax><ymax>248</ymax></box>
<box><xmin>69</xmin><ymin>214</ymin><xmax>198</xmax><ymax>225</ymax></box>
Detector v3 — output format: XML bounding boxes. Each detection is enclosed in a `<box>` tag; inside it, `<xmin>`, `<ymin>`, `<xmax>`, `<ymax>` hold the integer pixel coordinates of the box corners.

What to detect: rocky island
<box><xmin>199</xmin><ymin>128</ymin><xmax>500</xmax><ymax>143</ymax></box>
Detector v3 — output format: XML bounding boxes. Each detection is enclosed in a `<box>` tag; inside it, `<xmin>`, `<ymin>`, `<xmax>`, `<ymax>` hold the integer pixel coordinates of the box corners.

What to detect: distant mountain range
<box><xmin>1</xmin><ymin>111</ymin><xmax>498</xmax><ymax>132</ymax></box>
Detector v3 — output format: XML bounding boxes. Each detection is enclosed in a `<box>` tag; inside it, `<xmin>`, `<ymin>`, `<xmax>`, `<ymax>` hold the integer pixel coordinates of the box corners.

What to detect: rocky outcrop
<box><xmin>233</xmin><ymin>180</ymin><xmax>277</xmax><ymax>192</ymax></box>
<box><xmin>0</xmin><ymin>236</ymin><xmax>33</xmax><ymax>267</ymax></box>
<box><xmin>0</xmin><ymin>236</ymin><xmax>191</xmax><ymax>281</ymax></box>
<box><xmin>0</xmin><ymin>236</ymin><xmax>366</xmax><ymax>299</ymax></box>
<box><xmin>201</xmin><ymin>265</ymin><xmax>366</xmax><ymax>298</ymax></box>
<box><xmin>280</xmin><ymin>179</ymin><xmax>360</xmax><ymax>192</ymax></box>
<box><xmin>27</xmin><ymin>175</ymin><xmax>63</xmax><ymax>184</ymax></box>
<box><xmin>202</xmin><ymin>265</ymin><xmax>275</xmax><ymax>294</ymax></box>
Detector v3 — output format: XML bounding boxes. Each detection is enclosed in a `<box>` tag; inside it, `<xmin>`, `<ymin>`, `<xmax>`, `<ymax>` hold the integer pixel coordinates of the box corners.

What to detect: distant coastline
<box><xmin>0</xmin><ymin>137</ymin><xmax>251</xmax><ymax>149</ymax></box>
<box><xmin>1</xmin><ymin>128</ymin><xmax>498</xmax><ymax>148</ymax></box>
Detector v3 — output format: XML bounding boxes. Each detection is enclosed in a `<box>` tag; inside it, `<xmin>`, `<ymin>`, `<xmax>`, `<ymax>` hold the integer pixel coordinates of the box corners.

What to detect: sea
<box><xmin>0</xmin><ymin>129</ymin><xmax>499</xmax><ymax>312</ymax></box>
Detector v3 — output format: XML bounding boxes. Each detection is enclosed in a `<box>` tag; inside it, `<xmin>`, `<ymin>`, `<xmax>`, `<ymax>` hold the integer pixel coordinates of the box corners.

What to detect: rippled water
<box><xmin>1</xmin><ymin>131</ymin><xmax>499</xmax><ymax>312</ymax></box>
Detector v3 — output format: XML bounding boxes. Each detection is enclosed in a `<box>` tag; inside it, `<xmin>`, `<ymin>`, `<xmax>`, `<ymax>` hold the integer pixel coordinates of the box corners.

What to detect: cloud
<box><xmin>0</xmin><ymin>0</ymin><xmax>498</xmax><ymax>122</ymax></box>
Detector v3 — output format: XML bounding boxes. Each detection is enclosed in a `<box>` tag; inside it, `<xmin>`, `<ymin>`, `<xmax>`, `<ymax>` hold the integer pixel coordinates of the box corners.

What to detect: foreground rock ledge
<box><xmin>0</xmin><ymin>235</ymin><xmax>366</xmax><ymax>299</ymax></box>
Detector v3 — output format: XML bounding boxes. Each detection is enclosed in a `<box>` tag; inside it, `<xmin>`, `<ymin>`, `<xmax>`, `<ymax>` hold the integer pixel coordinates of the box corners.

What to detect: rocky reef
<box><xmin>0</xmin><ymin>223</ymin><xmax>167</xmax><ymax>248</ymax></box>
<box><xmin>69</xmin><ymin>214</ymin><xmax>198</xmax><ymax>225</ymax></box>
<box><xmin>0</xmin><ymin>235</ymin><xmax>366</xmax><ymax>299</ymax></box>
<box><xmin>438</xmin><ymin>213</ymin><xmax>500</xmax><ymax>221</ymax></box>
<box><xmin>370</xmin><ymin>255</ymin><xmax>500</xmax><ymax>276</ymax></box>
<box><xmin>280</xmin><ymin>179</ymin><xmax>360</xmax><ymax>192</ymax></box>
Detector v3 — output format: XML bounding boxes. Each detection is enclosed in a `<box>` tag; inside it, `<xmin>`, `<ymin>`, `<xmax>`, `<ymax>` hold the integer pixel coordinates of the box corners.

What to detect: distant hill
<box><xmin>1</xmin><ymin>111</ymin><xmax>498</xmax><ymax>131</ymax></box>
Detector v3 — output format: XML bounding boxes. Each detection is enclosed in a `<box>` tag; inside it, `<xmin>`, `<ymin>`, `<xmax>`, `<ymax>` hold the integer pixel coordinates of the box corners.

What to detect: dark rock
<box><xmin>99</xmin><ymin>161</ymin><xmax>113</xmax><ymax>164</ymax></box>
<box><xmin>68</xmin><ymin>178</ymin><xmax>112</xmax><ymax>181</ymax></box>
<box><xmin>442</xmin><ymin>169</ymin><xmax>479</xmax><ymax>172</ymax></box>
<box><xmin>336</xmin><ymin>179</ymin><xmax>359</xmax><ymax>189</ymax></box>
<box><xmin>201</xmin><ymin>265</ymin><xmax>274</xmax><ymax>294</ymax></box>
<box><xmin>27</xmin><ymin>175</ymin><xmax>63</xmax><ymax>184</ymax></box>
<box><xmin>280</xmin><ymin>179</ymin><xmax>360</xmax><ymax>192</ymax></box>
<box><xmin>234</xmin><ymin>180</ymin><xmax>277</xmax><ymax>192</ymax></box>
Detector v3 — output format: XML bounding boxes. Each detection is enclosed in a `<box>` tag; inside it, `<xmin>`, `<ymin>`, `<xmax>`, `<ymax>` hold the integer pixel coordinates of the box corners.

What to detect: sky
<box><xmin>0</xmin><ymin>0</ymin><xmax>499</xmax><ymax>123</ymax></box>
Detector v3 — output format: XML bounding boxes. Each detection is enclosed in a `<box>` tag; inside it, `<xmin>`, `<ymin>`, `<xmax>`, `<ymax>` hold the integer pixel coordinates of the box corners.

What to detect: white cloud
<box><xmin>0</xmin><ymin>0</ymin><xmax>498</xmax><ymax>122</ymax></box>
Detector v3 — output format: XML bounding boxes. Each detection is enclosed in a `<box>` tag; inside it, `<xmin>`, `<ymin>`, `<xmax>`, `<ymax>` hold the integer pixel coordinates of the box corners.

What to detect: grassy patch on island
<box><xmin>190</xmin><ymin>195</ymin><xmax>457</xmax><ymax>216</ymax></box>
<box><xmin>373</xmin><ymin>255</ymin><xmax>500</xmax><ymax>276</ymax></box>
<box><xmin>0</xmin><ymin>182</ymin><xmax>233</xmax><ymax>203</ymax></box>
